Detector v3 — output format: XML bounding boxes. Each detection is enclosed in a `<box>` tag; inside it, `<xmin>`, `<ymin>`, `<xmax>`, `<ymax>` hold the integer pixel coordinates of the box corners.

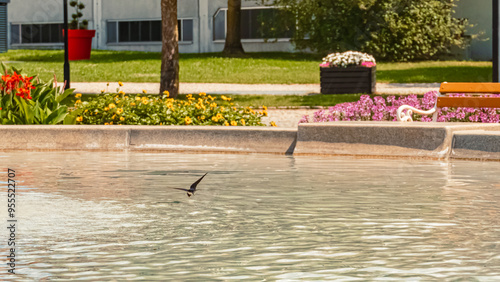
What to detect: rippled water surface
<box><xmin>1</xmin><ymin>151</ymin><xmax>500</xmax><ymax>280</ymax></box>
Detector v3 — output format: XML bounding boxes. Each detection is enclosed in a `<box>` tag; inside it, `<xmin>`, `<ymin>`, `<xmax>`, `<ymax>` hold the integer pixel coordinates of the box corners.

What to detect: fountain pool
<box><xmin>1</xmin><ymin>151</ymin><xmax>499</xmax><ymax>280</ymax></box>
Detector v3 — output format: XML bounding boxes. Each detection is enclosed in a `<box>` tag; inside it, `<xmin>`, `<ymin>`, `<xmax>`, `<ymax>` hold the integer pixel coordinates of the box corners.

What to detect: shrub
<box><xmin>69</xmin><ymin>88</ymin><xmax>269</xmax><ymax>126</ymax></box>
<box><xmin>299</xmin><ymin>92</ymin><xmax>500</xmax><ymax>123</ymax></box>
<box><xmin>269</xmin><ymin>0</ymin><xmax>468</xmax><ymax>61</ymax></box>
<box><xmin>0</xmin><ymin>64</ymin><xmax>74</xmax><ymax>125</ymax></box>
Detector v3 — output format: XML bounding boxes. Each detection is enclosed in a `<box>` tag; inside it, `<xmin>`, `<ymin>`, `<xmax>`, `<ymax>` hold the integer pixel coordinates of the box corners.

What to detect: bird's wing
<box><xmin>190</xmin><ymin>173</ymin><xmax>208</xmax><ymax>191</ymax></box>
<box><xmin>173</xmin><ymin>188</ymin><xmax>189</xmax><ymax>192</ymax></box>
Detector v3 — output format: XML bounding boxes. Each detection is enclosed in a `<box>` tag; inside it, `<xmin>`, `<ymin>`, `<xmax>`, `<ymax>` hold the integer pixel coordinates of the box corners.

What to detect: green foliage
<box><xmin>268</xmin><ymin>0</ymin><xmax>469</xmax><ymax>61</ymax></box>
<box><xmin>69</xmin><ymin>90</ymin><xmax>268</xmax><ymax>126</ymax></box>
<box><xmin>0</xmin><ymin>65</ymin><xmax>74</xmax><ymax>125</ymax></box>
<box><xmin>69</xmin><ymin>0</ymin><xmax>88</xmax><ymax>30</ymax></box>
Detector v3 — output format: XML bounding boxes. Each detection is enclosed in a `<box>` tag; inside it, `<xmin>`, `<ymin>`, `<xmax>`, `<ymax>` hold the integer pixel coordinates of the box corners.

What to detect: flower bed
<box><xmin>320</xmin><ymin>51</ymin><xmax>376</xmax><ymax>68</ymax></box>
<box><xmin>69</xmin><ymin>87</ymin><xmax>271</xmax><ymax>126</ymax></box>
<box><xmin>0</xmin><ymin>65</ymin><xmax>73</xmax><ymax>125</ymax></box>
<box><xmin>320</xmin><ymin>51</ymin><xmax>376</xmax><ymax>94</ymax></box>
<box><xmin>299</xmin><ymin>92</ymin><xmax>500</xmax><ymax>123</ymax></box>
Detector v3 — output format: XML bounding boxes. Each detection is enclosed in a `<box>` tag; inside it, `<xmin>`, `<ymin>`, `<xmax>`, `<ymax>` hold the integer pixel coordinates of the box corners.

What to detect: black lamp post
<box><xmin>63</xmin><ymin>0</ymin><xmax>70</xmax><ymax>89</ymax></box>
<box><xmin>494</xmin><ymin>0</ymin><xmax>499</xmax><ymax>82</ymax></box>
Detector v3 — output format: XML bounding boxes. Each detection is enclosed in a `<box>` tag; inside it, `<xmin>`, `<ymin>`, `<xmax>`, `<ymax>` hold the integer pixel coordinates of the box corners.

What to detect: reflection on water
<box><xmin>0</xmin><ymin>152</ymin><xmax>500</xmax><ymax>280</ymax></box>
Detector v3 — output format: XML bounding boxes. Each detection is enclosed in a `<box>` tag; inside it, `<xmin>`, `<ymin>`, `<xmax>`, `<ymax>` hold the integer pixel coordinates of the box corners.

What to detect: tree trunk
<box><xmin>160</xmin><ymin>0</ymin><xmax>179</xmax><ymax>98</ymax></box>
<box><xmin>222</xmin><ymin>0</ymin><xmax>245</xmax><ymax>56</ymax></box>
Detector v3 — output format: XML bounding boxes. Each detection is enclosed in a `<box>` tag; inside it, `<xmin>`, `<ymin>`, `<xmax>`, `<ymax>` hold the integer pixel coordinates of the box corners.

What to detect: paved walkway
<box><xmin>70</xmin><ymin>82</ymin><xmax>441</xmax><ymax>96</ymax></box>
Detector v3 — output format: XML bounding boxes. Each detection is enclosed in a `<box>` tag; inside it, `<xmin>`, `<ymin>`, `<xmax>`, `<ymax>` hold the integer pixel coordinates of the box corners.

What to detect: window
<box><xmin>213</xmin><ymin>10</ymin><xmax>226</xmax><ymax>41</ymax></box>
<box><xmin>10</xmin><ymin>23</ymin><xmax>63</xmax><ymax>44</ymax></box>
<box><xmin>213</xmin><ymin>7</ymin><xmax>294</xmax><ymax>41</ymax></box>
<box><xmin>107</xmin><ymin>19</ymin><xmax>193</xmax><ymax>43</ymax></box>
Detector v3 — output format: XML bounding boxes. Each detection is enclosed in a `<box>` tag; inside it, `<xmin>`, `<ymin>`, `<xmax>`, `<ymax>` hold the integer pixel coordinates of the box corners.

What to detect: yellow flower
<box><xmin>216</xmin><ymin>113</ymin><xmax>223</xmax><ymax>119</ymax></box>
<box><xmin>130</xmin><ymin>102</ymin><xmax>136</xmax><ymax>106</ymax></box>
<box><xmin>143</xmin><ymin>100</ymin><xmax>149</xmax><ymax>105</ymax></box>
<box><xmin>124</xmin><ymin>96</ymin><xmax>129</xmax><ymax>99</ymax></box>
<box><xmin>142</xmin><ymin>89</ymin><xmax>147</xmax><ymax>94</ymax></box>
<box><xmin>166</xmin><ymin>103</ymin><xmax>173</xmax><ymax>109</ymax></box>
<box><xmin>185</xmin><ymin>116</ymin><xmax>192</xmax><ymax>125</ymax></box>
<box><xmin>109</xmin><ymin>103</ymin><xmax>116</xmax><ymax>109</ymax></box>
<box><xmin>262</xmin><ymin>110</ymin><xmax>268</xmax><ymax>117</ymax></box>
<box><xmin>84</xmin><ymin>109</ymin><xmax>88</xmax><ymax>113</ymax></box>
<box><xmin>263</xmin><ymin>105</ymin><xmax>268</xmax><ymax>111</ymax></box>
<box><xmin>75</xmin><ymin>100</ymin><xmax>82</xmax><ymax>104</ymax></box>
<box><xmin>200</xmin><ymin>115</ymin><xmax>206</xmax><ymax>120</ymax></box>
<box><xmin>119</xmin><ymin>91</ymin><xmax>125</xmax><ymax>95</ymax></box>
<box><xmin>101</xmin><ymin>90</ymin><xmax>105</xmax><ymax>94</ymax></box>
<box><xmin>270</xmin><ymin>121</ymin><xmax>277</xmax><ymax>127</ymax></box>
<box><xmin>75</xmin><ymin>93</ymin><xmax>82</xmax><ymax>98</ymax></box>
<box><xmin>104</xmin><ymin>122</ymin><xmax>109</xmax><ymax>125</ymax></box>
<box><xmin>241</xmin><ymin>119</ymin><xmax>246</xmax><ymax>126</ymax></box>
<box><xmin>221</xmin><ymin>95</ymin><xmax>228</xmax><ymax>101</ymax></box>
<box><xmin>230</xmin><ymin>120</ymin><xmax>237</xmax><ymax>126</ymax></box>
<box><xmin>104</xmin><ymin>107</ymin><xmax>109</xmax><ymax>111</ymax></box>
<box><xmin>120</xmin><ymin>117</ymin><xmax>125</xmax><ymax>121</ymax></box>
<box><xmin>135</xmin><ymin>96</ymin><xmax>141</xmax><ymax>101</ymax></box>
<box><xmin>112</xmin><ymin>114</ymin><xmax>116</xmax><ymax>120</ymax></box>
<box><xmin>224</xmin><ymin>121</ymin><xmax>229</xmax><ymax>126</ymax></box>
<box><xmin>220</xmin><ymin>106</ymin><xmax>225</xmax><ymax>111</ymax></box>
<box><xmin>195</xmin><ymin>104</ymin><xmax>201</xmax><ymax>110</ymax></box>
<box><xmin>118</xmin><ymin>81</ymin><xmax>123</xmax><ymax>87</ymax></box>
<box><xmin>76</xmin><ymin>116</ymin><xmax>83</xmax><ymax>122</ymax></box>
<box><xmin>199</xmin><ymin>92</ymin><xmax>206</xmax><ymax>96</ymax></box>
<box><xmin>210</xmin><ymin>102</ymin><xmax>217</xmax><ymax>108</ymax></box>
<box><xmin>163</xmin><ymin>90</ymin><xmax>170</xmax><ymax>97</ymax></box>
<box><xmin>116</xmin><ymin>108</ymin><xmax>123</xmax><ymax>114</ymax></box>
<box><xmin>212</xmin><ymin>116</ymin><xmax>219</xmax><ymax>122</ymax></box>
<box><xmin>110</xmin><ymin>121</ymin><xmax>113</xmax><ymax>125</ymax></box>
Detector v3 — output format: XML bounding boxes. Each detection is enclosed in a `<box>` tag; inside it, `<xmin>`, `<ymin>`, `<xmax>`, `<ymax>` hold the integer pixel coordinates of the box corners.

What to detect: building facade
<box><xmin>6</xmin><ymin>0</ymin><xmax>493</xmax><ymax>60</ymax></box>
<box><xmin>8</xmin><ymin>0</ymin><xmax>294</xmax><ymax>54</ymax></box>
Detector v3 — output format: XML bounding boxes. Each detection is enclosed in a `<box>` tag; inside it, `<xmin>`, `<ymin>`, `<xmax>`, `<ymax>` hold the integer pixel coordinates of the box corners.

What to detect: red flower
<box><xmin>2</xmin><ymin>71</ymin><xmax>34</xmax><ymax>100</ymax></box>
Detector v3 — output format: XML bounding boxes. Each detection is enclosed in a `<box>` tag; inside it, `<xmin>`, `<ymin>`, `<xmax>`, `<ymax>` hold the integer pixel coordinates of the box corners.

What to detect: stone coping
<box><xmin>0</xmin><ymin>123</ymin><xmax>499</xmax><ymax>160</ymax></box>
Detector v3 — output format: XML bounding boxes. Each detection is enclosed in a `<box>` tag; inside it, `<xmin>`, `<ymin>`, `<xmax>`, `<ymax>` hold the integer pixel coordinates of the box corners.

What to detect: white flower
<box><xmin>321</xmin><ymin>51</ymin><xmax>376</xmax><ymax>68</ymax></box>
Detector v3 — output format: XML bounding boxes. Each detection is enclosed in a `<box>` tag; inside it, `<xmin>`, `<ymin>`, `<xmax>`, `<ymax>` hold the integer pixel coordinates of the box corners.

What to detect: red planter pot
<box><xmin>66</xmin><ymin>29</ymin><xmax>96</xmax><ymax>61</ymax></box>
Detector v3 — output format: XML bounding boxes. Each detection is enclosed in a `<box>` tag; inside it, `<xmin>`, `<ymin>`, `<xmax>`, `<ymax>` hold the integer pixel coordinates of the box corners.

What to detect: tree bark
<box><xmin>160</xmin><ymin>0</ymin><xmax>179</xmax><ymax>98</ymax></box>
<box><xmin>222</xmin><ymin>0</ymin><xmax>245</xmax><ymax>56</ymax></box>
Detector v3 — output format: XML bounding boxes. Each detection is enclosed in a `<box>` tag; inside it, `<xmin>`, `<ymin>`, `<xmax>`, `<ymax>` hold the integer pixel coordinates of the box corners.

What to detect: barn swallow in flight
<box><xmin>173</xmin><ymin>173</ymin><xmax>208</xmax><ymax>197</ymax></box>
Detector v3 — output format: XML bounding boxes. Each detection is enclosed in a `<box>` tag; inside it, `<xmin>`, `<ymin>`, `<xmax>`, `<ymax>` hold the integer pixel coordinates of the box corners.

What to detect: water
<box><xmin>0</xmin><ymin>151</ymin><xmax>499</xmax><ymax>280</ymax></box>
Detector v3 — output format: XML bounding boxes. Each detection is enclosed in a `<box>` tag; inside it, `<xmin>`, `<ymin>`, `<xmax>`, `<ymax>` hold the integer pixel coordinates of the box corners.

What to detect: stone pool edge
<box><xmin>0</xmin><ymin>123</ymin><xmax>499</xmax><ymax>160</ymax></box>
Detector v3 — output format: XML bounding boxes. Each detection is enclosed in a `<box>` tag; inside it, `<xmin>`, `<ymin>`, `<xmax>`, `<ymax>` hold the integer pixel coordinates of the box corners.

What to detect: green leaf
<box><xmin>46</xmin><ymin>106</ymin><xmax>68</xmax><ymax>125</ymax></box>
<box><xmin>56</xmin><ymin>88</ymin><xmax>76</xmax><ymax>104</ymax></box>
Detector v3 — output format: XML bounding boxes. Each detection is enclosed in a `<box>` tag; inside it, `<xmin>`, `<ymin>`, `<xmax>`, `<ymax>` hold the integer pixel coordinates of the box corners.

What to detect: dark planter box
<box><xmin>320</xmin><ymin>66</ymin><xmax>376</xmax><ymax>94</ymax></box>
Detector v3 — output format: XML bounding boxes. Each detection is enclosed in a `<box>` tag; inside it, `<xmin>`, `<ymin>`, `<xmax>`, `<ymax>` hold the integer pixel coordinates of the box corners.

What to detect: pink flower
<box><xmin>361</xmin><ymin>61</ymin><xmax>376</xmax><ymax>68</ymax></box>
<box><xmin>300</xmin><ymin>92</ymin><xmax>500</xmax><ymax>124</ymax></box>
<box><xmin>319</xmin><ymin>62</ymin><xmax>330</xmax><ymax>68</ymax></box>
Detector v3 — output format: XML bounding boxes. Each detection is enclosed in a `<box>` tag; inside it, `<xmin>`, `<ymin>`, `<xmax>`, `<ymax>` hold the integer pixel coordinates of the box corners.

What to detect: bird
<box><xmin>172</xmin><ymin>173</ymin><xmax>208</xmax><ymax>197</ymax></box>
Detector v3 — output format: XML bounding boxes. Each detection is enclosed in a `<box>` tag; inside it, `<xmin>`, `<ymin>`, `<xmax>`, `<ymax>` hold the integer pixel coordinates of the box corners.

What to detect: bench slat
<box><xmin>440</xmin><ymin>83</ymin><xmax>500</xmax><ymax>93</ymax></box>
<box><xmin>437</xmin><ymin>97</ymin><xmax>500</xmax><ymax>108</ymax></box>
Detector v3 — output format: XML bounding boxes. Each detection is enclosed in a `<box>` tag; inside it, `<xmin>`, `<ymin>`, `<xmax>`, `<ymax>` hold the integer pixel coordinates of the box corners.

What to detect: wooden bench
<box><xmin>397</xmin><ymin>82</ymin><xmax>500</xmax><ymax>122</ymax></box>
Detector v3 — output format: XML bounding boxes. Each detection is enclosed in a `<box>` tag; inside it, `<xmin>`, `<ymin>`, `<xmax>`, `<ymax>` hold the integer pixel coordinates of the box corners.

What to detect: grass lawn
<box><xmin>0</xmin><ymin>49</ymin><xmax>493</xmax><ymax>84</ymax></box>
